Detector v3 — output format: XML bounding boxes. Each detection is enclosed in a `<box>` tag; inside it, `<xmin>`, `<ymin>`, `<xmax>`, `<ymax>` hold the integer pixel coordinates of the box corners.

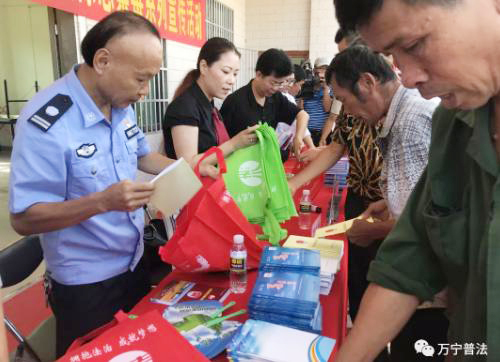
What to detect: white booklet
<box><xmin>149</xmin><ymin>158</ymin><xmax>202</xmax><ymax>217</ymax></box>
<box><xmin>228</xmin><ymin>319</ymin><xmax>336</xmax><ymax>362</ymax></box>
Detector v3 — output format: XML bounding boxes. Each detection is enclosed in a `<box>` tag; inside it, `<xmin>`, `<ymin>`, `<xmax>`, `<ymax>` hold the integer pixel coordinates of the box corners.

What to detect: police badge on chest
<box><xmin>76</xmin><ymin>143</ymin><xmax>97</xmax><ymax>158</ymax></box>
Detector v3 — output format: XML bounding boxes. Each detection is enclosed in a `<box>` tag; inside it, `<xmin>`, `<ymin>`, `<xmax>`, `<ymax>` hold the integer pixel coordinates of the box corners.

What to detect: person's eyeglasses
<box><xmin>269</xmin><ymin>79</ymin><xmax>288</xmax><ymax>87</ymax></box>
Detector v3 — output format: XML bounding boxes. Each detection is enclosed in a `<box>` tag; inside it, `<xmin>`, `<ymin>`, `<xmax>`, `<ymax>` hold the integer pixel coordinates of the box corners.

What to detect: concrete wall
<box><xmin>245</xmin><ymin>0</ymin><xmax>310</xmax><ymax>51</ymax></box>
<box><xmin>0</xmin><ymin>4</ymin><xmax>11</xmax><ymax>116</ymax></box>
<box><xmin>0</xmin><ymin>0</ymin><xmax>54</xmax><ymax>147</ymax></box>
<box><xmin>165</xmin><ymin>40</ymin><xmax>201</xmax><ymax>102</ymax></box>
<box><xmin>308</xmin><ymin>0</ymin><xmax>339</xmax><ymax>63</ymax></box>
<box><xmin>244</xmin><ymin>0</ymin><xmax>339</xmax><ymax>63</ymax></box>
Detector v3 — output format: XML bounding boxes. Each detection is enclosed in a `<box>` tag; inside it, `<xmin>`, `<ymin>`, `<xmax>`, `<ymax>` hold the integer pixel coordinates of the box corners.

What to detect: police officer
<box><xmin>8</xmin><ymin>11</ymin><xmax>214</xmax><ymax>357</ymax></box>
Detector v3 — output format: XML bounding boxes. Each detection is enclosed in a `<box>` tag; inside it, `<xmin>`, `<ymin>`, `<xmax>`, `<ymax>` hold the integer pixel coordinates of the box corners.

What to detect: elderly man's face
<box><xmin>330</xmin><ymin>76</ymin><xmax>387</xmax><ymax>124</ymax></box>
<box><xmin>97</xmin><ymin>32</ymin><xmax>163</xmax><ymax>109</ymax></box>
<box><xmin>359</xmin><ymin>0</ymin><xmax>499</xmax><ymax>110</ymax></box>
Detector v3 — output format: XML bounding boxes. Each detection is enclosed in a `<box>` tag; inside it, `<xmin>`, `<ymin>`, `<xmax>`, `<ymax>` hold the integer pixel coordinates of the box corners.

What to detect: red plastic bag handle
<box><xmin>194</xmin><ymin>146</ymin><xmax>227</xmax><ymax>176</ymax></box>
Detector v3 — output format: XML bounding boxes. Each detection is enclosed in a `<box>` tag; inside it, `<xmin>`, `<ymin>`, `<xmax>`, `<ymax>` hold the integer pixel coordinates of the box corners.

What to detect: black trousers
<box><xmin>345</xmin><ymin>190</ymin><xmax>449</xmax><ymax>361</ymax></box>
<box><xmin>345</xmin><ymin>189</ymin><xmax>383</xmax><ymax>322</ymax></box>
<box><xmin>390</xmin><ymin>308</ymin><xmax>449</xmax><ymax>361</ymax></box>
<box><xmin>345</xmin><ymin>189</ymin><xmax>389</xmax><ymax>362</ymax></box>
<box><xmin>308</xmin><ymin>129</ymin><xmax>332</xmax><ymax>147</ymax></box>
<box><xmin>48</xmin><ymin>261</ymin><xmax>150</xmax><ymax>358</ymax></box>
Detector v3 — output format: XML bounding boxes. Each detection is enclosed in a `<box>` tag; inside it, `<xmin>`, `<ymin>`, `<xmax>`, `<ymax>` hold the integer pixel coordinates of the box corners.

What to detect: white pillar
<box><xmin>308</xmin><ymin>0</ymin><xmax>339</xmax><ymax>64</ymax></box>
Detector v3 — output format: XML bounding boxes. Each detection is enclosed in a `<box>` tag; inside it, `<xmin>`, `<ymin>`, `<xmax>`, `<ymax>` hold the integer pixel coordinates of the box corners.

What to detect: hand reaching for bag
<box><xmin>231</xmin><ymin>125</ymin><xmax>260</xmax><ymax>151</ymax></box>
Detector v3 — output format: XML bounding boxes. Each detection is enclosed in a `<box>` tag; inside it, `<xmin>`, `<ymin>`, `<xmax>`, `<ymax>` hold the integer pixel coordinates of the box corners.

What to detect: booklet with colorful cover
<box><xmin>251</xmin><ymin>271</ymin><xmax>320</xmax><ymax>304</ymax></box>
<box><xmin>259</xmin><ymin>246</ymin><xmax>321</xmax><ymax>275</ymax></box>
<box><xmin>163</xmin><ymin>300</ymin><xmax>242</xmax><ymax>359</ymax></box>
<box><xmin>151</xmin><ymin>280</ymin><xmax>231</xmax><ymax>306</ymax></box>
<box><xmin>227</xmin><ymin>319</ymin><xmax>335</xmax><ymax>362</ymax></box>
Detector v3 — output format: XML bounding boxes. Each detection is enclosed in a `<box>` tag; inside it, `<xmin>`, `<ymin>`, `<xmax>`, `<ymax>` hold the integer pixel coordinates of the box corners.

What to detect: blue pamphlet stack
<box><xmin>248</xmin><ymin>247</ymin><xmax>322</xmax><ymax>333</ymax></box>
<box><xmin>258</xmin><ymin>246</ymin><xmax>321</xmax><ymax>275</ymax></box>
<box><xmin>283</xmin><ymin>236</ymin><xmax>344</xmax><ymax>295</ymax></box>
<box><xmin>227</xmin><ymin>319</ymin><xmax>335</xmax><ymax>362</ymax></box>
<box><xmin>324</xmin><ymin>156</ymin><xmax>349</xmax><ymax>189</ymax></box>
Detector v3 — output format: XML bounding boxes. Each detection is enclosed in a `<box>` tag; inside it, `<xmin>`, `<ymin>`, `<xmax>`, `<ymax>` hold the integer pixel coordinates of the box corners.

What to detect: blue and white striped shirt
<box><xmin>303</xmin><ymin>88</ymin><xmax>332</xmax><ymax>130</ymax></box>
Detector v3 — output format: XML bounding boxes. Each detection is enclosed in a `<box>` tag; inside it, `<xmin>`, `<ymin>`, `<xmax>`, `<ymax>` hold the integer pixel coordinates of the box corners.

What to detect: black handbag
<box><xmin>143</xmin><ymin>206</ymin><xmax>172</xmax><ymax>284</ymax></box>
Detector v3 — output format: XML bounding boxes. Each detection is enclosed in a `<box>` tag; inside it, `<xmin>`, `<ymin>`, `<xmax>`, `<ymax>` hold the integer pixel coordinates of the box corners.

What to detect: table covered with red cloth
<box><xmin>132</xmin><ymin>182</ymin><xmax>348</xmax><ymax>361</ymax></box>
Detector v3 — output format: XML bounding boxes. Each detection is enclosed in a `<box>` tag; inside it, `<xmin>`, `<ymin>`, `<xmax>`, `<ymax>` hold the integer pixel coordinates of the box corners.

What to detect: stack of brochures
<box><xmin>227</xmin><ymin>319</ymin><xmax>335</xmax><ymax>362</ymax></box>
<box><xmin>248</xmin><ymin>259</ymin><xmax>322</xmax><ymax>333</ymax></box>
<box><xmin>258</xmin><ymin>246</ymin><xmax>321</xmax><ymax>276</ymax></box>
<box><xmin>283</xmin><ymin>236</ymin><xmax>344</xmax><ymax>295</ymax></box>
<box><xmin>324</xmin><ymin>156</ymin><xmax>349</xmax><ymax>189</ymax></box>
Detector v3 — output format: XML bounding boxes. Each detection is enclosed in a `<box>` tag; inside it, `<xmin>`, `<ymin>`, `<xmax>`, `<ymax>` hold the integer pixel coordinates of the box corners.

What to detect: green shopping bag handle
<box><xmin>195</xmin><ymin>146</ymin><xmax>227</xmax><ymax>177</ymax></box>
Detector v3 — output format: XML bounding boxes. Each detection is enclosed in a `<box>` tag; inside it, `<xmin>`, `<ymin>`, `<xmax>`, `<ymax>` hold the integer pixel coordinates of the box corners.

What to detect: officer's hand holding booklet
<box><xmin>149</xmin><ymin>158</ymin><xmax>202</xmax><ymax>217</ymax></box>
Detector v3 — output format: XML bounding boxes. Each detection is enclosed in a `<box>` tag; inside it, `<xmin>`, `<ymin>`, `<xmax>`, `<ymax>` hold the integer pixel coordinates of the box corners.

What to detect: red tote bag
<box><xmin>160</xmin><ymin>147</ymin><xmax>267</xmax><ymax>272</ymax></box>
<box><xmin>58</xmin><ymin>310</ymin><xmax>209</xmax><ymax>362</ymax></box>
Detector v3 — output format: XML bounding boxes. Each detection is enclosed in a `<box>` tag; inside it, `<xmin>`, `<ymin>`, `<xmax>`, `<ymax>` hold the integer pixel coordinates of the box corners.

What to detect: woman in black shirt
<box><xmin>163</xmin><ymin>37</ymin><xmax>257</xmax><ymax>165</ymax></box>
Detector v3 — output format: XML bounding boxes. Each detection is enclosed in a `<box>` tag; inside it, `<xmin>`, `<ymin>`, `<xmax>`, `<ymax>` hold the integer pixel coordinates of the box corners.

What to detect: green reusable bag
<box><xmin>256</xmin><ymin>124</ymin><xmax>296</xmax><ymax>244</ymax></box>
<box><xmin>261</xmin><ymin>208</ymin><xmax>288</xmax><ymax>245</ymax></box>
<box><xmin>258</xmin><ymin>124</ymin><xmax>297</xmax><ymax>221</ymax></box>
<box><xmin>223</xmin><ymin>142</ymin><xmax>268</xmax><ymax>224</ymax></box>
<box><xmin>224</xmin><ymin>123</ymin><xmax>298</xmax><ymax>245</ymax></box>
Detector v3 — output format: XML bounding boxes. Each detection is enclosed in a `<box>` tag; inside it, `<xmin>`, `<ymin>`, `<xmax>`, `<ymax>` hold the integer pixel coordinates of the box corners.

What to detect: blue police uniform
<box><xmin>9</xmin><ymin>65</ymin><xmax>151</xmax><ymax>285</ymax></box>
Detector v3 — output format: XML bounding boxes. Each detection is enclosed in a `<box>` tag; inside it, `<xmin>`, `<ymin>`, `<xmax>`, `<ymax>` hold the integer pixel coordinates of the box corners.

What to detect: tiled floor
<box><xmin>0</xmin><ymin>149</ymin><xmax>46</xmax><ymax>300</ymax></box>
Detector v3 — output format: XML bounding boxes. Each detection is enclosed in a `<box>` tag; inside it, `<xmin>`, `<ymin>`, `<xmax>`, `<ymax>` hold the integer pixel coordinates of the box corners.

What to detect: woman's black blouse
<box><xmin>162</xmin><ymin>82</ymin><xmax>218</xmax><ymax>159</ymax></box>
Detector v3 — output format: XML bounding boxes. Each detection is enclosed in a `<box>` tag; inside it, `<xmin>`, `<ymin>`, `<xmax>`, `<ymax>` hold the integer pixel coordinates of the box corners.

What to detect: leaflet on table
<box><xmin>163</xmin><ymin>300</ymin><xmax>242</xmax><ymax>359</ymax></box>
<box><xmin>321</xmin><ymin>256</ymin><xmax>340</xmax><ymax>274</ymax></box>
<box><xmin>259</xmin><ymin>246</ymin><xmax>321</xmax><ymax>272</ymax></box>
<box><xmin>284</xmin><ymin>235</ymin><xmax>344</xmax><ymax>259</ymax></box>
<box><xmin>252</xmin><ymin>271</ymin><xmax>320</xmax><ymax>303</ymax></box>
<box><xmin>227</xmin><ymin>319</ymin><xmax>335</xmax><ymax>362</ymax></box>
<box><xmin>249</xmin><ymin>304</ymin><xmax>323</xmax><ymax>333</ymax></box>
<box><xmin>151</xmin><ymin>280</ymin><xmax>231</xmax><ymax>306</ymax></box>
<box><xmin>283</xmin><ymin>236</ymin><xmax>342</xmax><ymax>296</ymax></box>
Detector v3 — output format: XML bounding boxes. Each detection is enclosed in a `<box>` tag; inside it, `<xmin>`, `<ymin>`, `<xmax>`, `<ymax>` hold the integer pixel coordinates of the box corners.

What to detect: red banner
<box><xmin>31</xmin><ymin>0</ymin><xmax>206</xmax><ymax>47</ymax></box>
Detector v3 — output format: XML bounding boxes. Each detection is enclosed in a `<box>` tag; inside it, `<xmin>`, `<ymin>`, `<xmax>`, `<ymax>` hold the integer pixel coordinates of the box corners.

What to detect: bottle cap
<box><xmin>233</xmin><ymin>234</ymin><xmax>244</xmax><ymax>244</ymax></box>
<box><xmin>302</xmin><ymin>189</ymin><xmax>310</xmax><ymax>195</ymax></box>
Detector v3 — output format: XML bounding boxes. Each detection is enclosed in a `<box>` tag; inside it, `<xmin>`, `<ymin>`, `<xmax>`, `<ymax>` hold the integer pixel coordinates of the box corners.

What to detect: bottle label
<box><xmin>299</xmin><ymin>203</ymin><xmax>311</xmax><ymax>213</ymax></box>
<box><xmin>230</xmin><ymin>251</ymin><xmax>247</xmax><ymax>271</ymax></box>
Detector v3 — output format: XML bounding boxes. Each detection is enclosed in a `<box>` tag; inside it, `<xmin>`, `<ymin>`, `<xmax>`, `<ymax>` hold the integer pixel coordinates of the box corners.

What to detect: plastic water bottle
<box><xmin>230</xmin><ymin>234</ymin><xmax>247</xmax><ymax>293</ymax></box>
<box><xmin>299</xmin><ymin>189</ymin><xmax>312</xmax><ymax>230</ymax></box>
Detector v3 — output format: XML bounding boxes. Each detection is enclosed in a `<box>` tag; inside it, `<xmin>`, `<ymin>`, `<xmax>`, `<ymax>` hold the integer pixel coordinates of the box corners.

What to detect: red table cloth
<box><xmin>132</xmin><ymin>184</ymin><xmax>348</xmax><ymax>361</ymax></box>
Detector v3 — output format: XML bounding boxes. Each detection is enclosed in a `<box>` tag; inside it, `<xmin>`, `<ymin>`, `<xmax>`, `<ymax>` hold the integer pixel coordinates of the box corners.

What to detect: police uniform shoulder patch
<box><xmin>28</xmin><ymin>93</ymin><xmax>73</xmax><ymax>132</ymax></box>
